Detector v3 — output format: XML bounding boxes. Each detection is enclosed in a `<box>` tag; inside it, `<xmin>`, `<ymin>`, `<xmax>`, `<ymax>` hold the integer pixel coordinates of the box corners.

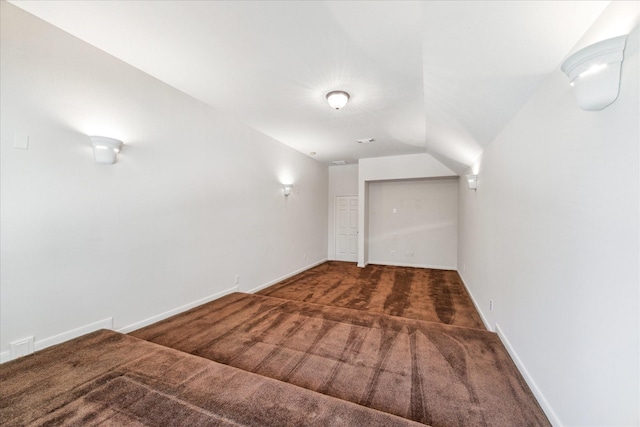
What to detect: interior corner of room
<box><xmin>1</xmin><ymin>1</ymin><xmax>639</xmax><ymax>426</ymax></box>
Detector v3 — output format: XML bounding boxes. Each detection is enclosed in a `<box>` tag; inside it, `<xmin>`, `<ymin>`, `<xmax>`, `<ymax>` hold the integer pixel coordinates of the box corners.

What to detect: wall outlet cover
<box><xmin>10</xmin><ymin>336</ymin><xmax>35</xmax><ymax>359</ymax></box>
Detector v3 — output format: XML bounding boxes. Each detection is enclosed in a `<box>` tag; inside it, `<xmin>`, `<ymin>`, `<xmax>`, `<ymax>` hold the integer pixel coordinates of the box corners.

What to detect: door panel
<box><xmin>336</xmin><ymin>196</ymin><xmax>358</xmax><ymax>262</ymax></box>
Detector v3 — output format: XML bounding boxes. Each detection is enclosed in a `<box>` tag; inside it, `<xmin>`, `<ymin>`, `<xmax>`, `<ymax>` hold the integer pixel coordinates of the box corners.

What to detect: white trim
<box><xmin>1</xmin><ymin>262</ymin><xmax>327</xmax><ymax>362</ymax></box>
<box><xmin>118</xmin><ymin>286</ymin><xmax>239</xmax><ymax>333</ymax></box>
<box><xmin>457</xmin><ymin>271</ymin><xmax>493</xmax><ymax>331</ymax></box>
<box><xmin>458</xmin><ymin>271</ymin><xmax>559</xmax><ymax>425</ymax></box>
<box><xmin>495</xmin><ymin>323</ymin><xmax>562</xmax><ymax>427</ymax></box>
<box><xmin>246</xmin><ymin>259</ymin><xmax>327</xmax><ymax>294</ymax></box>
<box><xmin>1</xmin><ymin>317</ymin><xmax>113</xmax><ymax>364</ymax></box>
<box><xmin>36</xmin><ymin>317</ymin><xmax>113</xmax><ymax>351</ymax></box>
<box><xmin>367</xmin><ymin>260</ymin><xmax>457</xmax><ymax>271</ymax></box>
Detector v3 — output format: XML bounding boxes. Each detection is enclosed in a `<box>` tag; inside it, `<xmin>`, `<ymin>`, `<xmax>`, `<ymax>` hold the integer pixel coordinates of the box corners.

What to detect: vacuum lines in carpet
<box><xmin>258</xmin><ymin>262</ymin><xmax>485</xmax><ymax>330</ymax></box>
<box><xmin>0</xmin><ymin>330</ymin><xmax>425</xmax><ymax>427</ymax></box>
<box><xmin>131</xmin><ymin>292</ymin><xmax>550</xmax><ymax>426</ymax></box>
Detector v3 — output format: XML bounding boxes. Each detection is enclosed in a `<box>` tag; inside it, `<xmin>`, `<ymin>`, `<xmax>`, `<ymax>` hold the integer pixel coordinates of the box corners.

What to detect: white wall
<box><xmin>368</xmin><ymin>178</ymin><xmax>457</xmax><ymax>269</ymax></box>
<box><xmin>0</xmin><ymin>3</ymin><xmax>328</xmax><ymax>360</ymax></box>
<box><xmin>327</xmin><ymin>164</ymin><xmax>359</xmax><ymax>260</ymax></box>
<box><xmin>358</xmin><ymin>153</ymin><xmax>456</xmax><ymax>266</ymax></box>
<box><xmin>458</xmin><ymin>3</ymin><xmax>639</xmax><ymax>425</ymax></box>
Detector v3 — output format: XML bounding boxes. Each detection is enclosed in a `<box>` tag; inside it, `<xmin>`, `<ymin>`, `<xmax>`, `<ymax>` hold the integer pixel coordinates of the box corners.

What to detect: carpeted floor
<box><xmin>0</xmin><ymin>329</ymin><xmax>424</xmax><ymax>427</ymax></box>
<box><xmin>131</xmin><ymin>292</ymin><xmax>550</xmax><ymax>426</ymax></box>
<box><xmin>1</xmin><ymin>262</ymin><xmax>551</xmax><ymax>426</ymax></box>
<box><xmin>258</xmin><ymin>262</ymin><xmax>485</xmax><ymax>330</ymax></box>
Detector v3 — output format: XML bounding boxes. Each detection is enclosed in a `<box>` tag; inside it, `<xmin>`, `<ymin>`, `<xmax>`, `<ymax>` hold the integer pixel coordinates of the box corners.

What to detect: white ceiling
<box><xmin>10</xmin><ymin>0</ymin><xmax>610</xmax><ymax>173</ymax></box>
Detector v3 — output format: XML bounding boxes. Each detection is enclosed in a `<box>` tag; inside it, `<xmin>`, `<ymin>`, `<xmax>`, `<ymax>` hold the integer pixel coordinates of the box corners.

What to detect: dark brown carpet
<box><xmin>258</xmin><ymin>262</ymin><xmax>485</xmax><ymax>330</ymax></box>
<box><xmin>0</xmin><ymin>329</ymin><xmax>425</xmax><ymax>427</ymax></box>
<box><xmin>131</xmin><ymin>292</ymin><xmax>550</xmax><ymax>427</ymax></box>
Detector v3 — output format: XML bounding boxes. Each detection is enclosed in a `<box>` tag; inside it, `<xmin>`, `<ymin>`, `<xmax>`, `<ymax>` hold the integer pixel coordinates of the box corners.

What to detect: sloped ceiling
<box><xmin>9</xmin><ymin>0</ymin><xmax>609</xmax><ymax>174</ymax></box>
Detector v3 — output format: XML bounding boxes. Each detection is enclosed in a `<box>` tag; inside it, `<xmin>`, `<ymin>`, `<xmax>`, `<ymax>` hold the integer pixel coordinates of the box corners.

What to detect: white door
<box><xmin>335</xmin><ymin>196</ymin><xmax>358</xmax><ymax>262</ymax></box>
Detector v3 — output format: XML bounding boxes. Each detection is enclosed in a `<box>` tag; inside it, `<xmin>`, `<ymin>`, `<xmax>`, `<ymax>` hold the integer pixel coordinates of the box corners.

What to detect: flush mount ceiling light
<box><xmin>561</xmin><ymin>35</ymin><xmax>627</xmax><ymax>111</ymax></box>
<box><xmin>326</xmin><ymin>90</ymin><xmax>350</xmax><ymax>110</ymax></box>
<box><xmin>90</xmin><ymin>136</ymin><xmax>123</xmax><ymax>165</ymax></box>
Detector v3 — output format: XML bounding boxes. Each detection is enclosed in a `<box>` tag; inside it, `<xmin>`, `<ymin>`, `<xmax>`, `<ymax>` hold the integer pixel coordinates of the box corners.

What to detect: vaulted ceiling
<box><xmin>10</xmin><ymin>1</ymin><xmax>610</xmax><ymax>174</ymax></box>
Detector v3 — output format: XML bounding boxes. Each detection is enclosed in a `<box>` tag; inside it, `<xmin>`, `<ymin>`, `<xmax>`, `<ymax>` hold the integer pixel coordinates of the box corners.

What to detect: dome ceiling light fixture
<box><xmin>326</xmin><ymin>90</ymin><xmax>350</xmax><ymax>110</ymax></box>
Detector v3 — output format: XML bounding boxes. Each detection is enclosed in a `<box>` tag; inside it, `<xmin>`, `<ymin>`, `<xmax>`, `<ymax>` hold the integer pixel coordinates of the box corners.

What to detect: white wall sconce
<box><xmin>90</xmin><ymin>136</ymin><xmax>123</xmax><ymax>165</ymax></box>
<box><xmin>466</xmin><ymin>174</ymin><xmax>478</xmax><ymax>191</ymax></box>
<box><xmin>283</xmin><ymin>184</ymin><xmax>293</xmax><ymax>196</ymax></box>
<box><xmin>326</xmin><ymin>90</ymin><xmax>350</xmax><ymax>110</ymax></box>
<box><xmin>561</xmin><ymin>35</ymin><xmax>627</xmax><ymax>111</ymax></box>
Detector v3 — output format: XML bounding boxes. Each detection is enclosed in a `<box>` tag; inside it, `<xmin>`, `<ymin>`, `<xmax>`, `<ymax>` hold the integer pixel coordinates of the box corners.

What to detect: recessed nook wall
<box><xmin>368</xmin><ymin>178</ymin><xmax>457</xmax><ymax>269</ymax></box>
<box><xmin>358</xmin><ymin>154</ymin><xmax>457</xmax><ymax>267</ymax></box>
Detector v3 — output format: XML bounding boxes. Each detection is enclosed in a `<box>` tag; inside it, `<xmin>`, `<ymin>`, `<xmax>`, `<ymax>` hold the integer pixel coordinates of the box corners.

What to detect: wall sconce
<box><xmin>561</xmin><ymin>35</ymin><xmax>627</xmax><ymax>111</ymax></box>
<box><xmin>283</xmin><ymin>184</ymin><xmax>293</xmax><ymax>196</ymax></box>
<box><xmin>466</xmin><ymin>174</ymin><xmax>478</xmax><ymax>191</ymax></box>
<box><xmin>90</xmin><ymin>136</ymin><xmax>123</xmax><ymax>165</ymax></box>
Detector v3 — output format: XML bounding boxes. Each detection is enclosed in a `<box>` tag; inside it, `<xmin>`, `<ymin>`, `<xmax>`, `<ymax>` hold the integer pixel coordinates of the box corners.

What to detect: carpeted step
<box><xmin>131</xmin><ymin>292</ymin><xmax>550</xmax><ymax>426</ymax></box>
<box><xmin>0</xmin><ymin>329</ymin><xmax>427</xmax><ymax>427</ymax></box>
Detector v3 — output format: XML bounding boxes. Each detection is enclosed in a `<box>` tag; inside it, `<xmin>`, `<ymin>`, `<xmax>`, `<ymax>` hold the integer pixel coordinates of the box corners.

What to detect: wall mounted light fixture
<box><xmin>326</xmin><ymin>90</ymin><xmax>350</xmax><ymax>110</ymax></box>
<box><xmin>283</xmin><ymin>184</ymin><xmax>293</xmax><ymax>196</ymax></box>
<box><xmin>90</xmin><ymin>136</ymin><xmax>123</xmax><ymax>165</ymax></box>
<box><xmin>466</xmin><ymin>174</ymin><xmax>478</xmax><ymax>191</ymax></box>
<box><xmin>561</xmin><ymin>35</ymin><xmax>627</xmax><ymax>111</ymax></box>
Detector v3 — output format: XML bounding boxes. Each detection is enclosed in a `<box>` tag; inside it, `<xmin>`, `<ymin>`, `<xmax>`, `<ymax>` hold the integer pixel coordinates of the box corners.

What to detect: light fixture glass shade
<box><xmin>466</xmin><ymin>174</ymin><xmax>478</xmax><ymax>190</ymax></box>
<box><xmin>561</xmin><ymin>35</ymin><xmax>627</xmax><ymax>111</ymax></box>
<box><xmin>90</xmin><ymin>136</ymin><xmax>123</xmax><ymax>165</ymax></box>
<box><xmin>326</xmin><ymin>90</ymin><xmax>350</xmax><ymax>110</ymax></box>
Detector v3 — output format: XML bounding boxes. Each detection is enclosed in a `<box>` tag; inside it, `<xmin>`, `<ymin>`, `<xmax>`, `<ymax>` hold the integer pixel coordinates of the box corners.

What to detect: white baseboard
<box><xmin>495</xmin><ymin>323</ymin><xmax>561</xmax><ymax>427</ymax></box>
<box><xmin>1</xmin><ymin>317</ymin><xmax>113</xmax><ymax>364</ymax></box>
<box><xmin>246</xmin><ymin>259</ymin><xmax>327</xmax><ymax>294</ymax></box>
<box><xmin>457</xmin><ymin>271</ymin><xmax>493</xmax><ymax>332</ymax></box>
<box><xmin>118</xmin><ymin>285</ymin><xmax>239</xmax><ymax>334</ymax></box>
<box><xmin>1</xmin><ymin>262</ymin><xmax>329</xmax><ymax>363</ymax></box>
<box><xmin>367</xmin><ymin>260</ymin><xmax>457</xmax><ymax>271</ymax></box>
<box><xmin>459</xmin><ymin>272</ymin><xmax>559</xmax><ymax>425</ymax></box>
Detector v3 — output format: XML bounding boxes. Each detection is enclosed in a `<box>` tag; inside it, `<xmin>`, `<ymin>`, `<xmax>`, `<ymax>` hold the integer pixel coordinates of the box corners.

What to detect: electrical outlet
<box><xmin>234</xmin><ymin>275</ymin><xmax>240</xmax><ymax>285</ymax></box>
<box><xmin>10</xmin><ymin>337</ymin><xmax>34</xmax><ymax>359</ymax></box>
<box><xmin>489</xmin><ymin>299</ymin><xmax>493</xmax><ymax>311</ymax></box>
<box><xmin>391</xmin><ymin>250</ymin><xmax>395</xmax><ymax>256</ymax></box>
<box><xmin>303</xmin><ymin>253</ymin><xmax>307</xmax><ymax>260</ymax></box>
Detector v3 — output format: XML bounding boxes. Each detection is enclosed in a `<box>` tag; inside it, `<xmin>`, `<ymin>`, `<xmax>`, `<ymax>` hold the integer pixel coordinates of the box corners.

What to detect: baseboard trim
<box><xmin>495</xmin><ymin>323</ymin><xmax>561</xmax><ymax>427</ymax></box>
<box><xmin>246</xmin><ymin>259</ymin><xmax>328</xmax><ymax>294</ymax></box>
<box><xmin>2</xmin><ymin>262</ymin><xmax>328</xmax><ymax>362</ymax></box>
<box><xmin>1</xmin><ymin>317</ymin><xmax>113</xmax><ymax>364</ymax></box>
<box><xmin>368</xmin><ymin>261</ymin><xmax>457</xmax><ymax>271</ymax></box>
<box><xmin>459</xmin><ymin>271</ymin><xmax>560</xmax><ymax>425</ymax></box>
<box><xmin>457</xmin><ymin>271</ymin><xmax>493</xmax><ymax>331</ymax></box>
<box><xmin>118</xmin><ymin>286</ymin><xmax>239</xmax><ymax>334</ymax></box>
